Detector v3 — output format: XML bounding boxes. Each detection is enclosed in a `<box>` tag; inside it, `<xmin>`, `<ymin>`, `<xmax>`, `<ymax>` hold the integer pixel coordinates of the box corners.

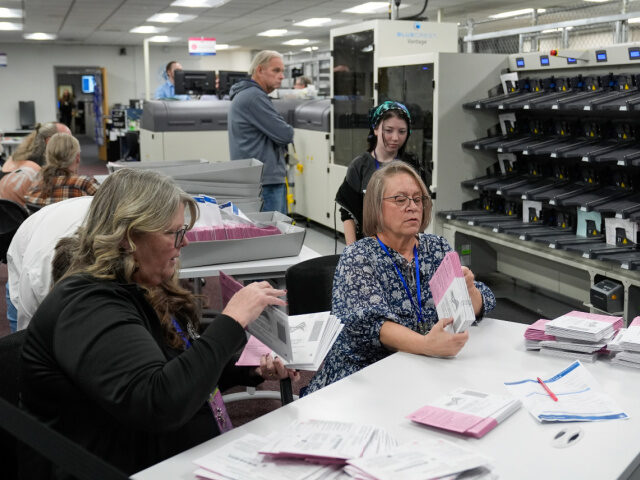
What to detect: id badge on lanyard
<box><xmin>173</xmin><ymin>318</ymin><xmax>233</xmax><ymax>433</ymax></box>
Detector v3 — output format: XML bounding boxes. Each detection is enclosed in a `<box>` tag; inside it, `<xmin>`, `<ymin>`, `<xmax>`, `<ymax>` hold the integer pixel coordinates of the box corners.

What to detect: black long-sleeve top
<box><xmin>20</xmin><ymin>274</ymin><xmax>260</xmax><ymax>478</ymax></box>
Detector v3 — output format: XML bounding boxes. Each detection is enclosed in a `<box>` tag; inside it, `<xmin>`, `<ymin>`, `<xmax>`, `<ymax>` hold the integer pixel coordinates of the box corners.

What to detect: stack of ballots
<box><xmin>192</xmin><ymin>421</ymin><xmax>495</xmax><ymax>480</ymax></box>
<box><xmin>529</xmin><ymin>311</ymin><xmax>623</xmax><ymax>362</ymax></box>
<box><xmin>107</xmin><ymin>158</ymin><xmax>264</xmax><ymax>213</ymax></box>
<box><xmin>608</xmin><ymin>317</ymin><xmax>640</xmax><ymax>369</ymax></box>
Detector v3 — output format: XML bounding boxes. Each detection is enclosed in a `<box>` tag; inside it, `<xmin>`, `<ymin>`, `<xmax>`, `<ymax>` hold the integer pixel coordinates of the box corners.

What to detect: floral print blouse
<box><xmin>303</xmin><ymin>234</ymin><xmax>496</xmax><ymax>396</ymax></box>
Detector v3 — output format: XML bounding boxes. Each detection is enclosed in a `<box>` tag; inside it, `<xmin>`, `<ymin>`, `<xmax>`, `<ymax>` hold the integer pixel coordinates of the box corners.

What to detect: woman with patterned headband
<box><xmin>335</xmin><ymin>100</ymin><xmax>420</xmax><ymax>245</ymax></box>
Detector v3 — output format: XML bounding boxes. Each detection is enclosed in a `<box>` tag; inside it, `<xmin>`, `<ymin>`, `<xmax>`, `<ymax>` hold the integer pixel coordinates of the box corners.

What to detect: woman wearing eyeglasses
<box><xmin>335</xmin><ymin>100</ymin><xmax>420</xmax><ymax>245</ymax></box>
<box><xmin>304</xmin><ymin>162</ymin><xmax>495</xmax><ymax>395</ymax></box>
<box><xmin>20</xmin><ymin>168</ymin><xmax>297</xmax><ymax>478</ymax></box>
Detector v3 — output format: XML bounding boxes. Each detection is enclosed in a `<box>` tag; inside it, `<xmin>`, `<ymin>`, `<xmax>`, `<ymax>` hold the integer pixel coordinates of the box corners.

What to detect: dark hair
<box><xmin>366</xmin><ymin>109</ymin><xmax>411</xmax><ymax>155</ymax></box>
<box><xmin>165</xmin><ymin>61</ymin><xmax>178</xmax><ymax>73</ymax></box>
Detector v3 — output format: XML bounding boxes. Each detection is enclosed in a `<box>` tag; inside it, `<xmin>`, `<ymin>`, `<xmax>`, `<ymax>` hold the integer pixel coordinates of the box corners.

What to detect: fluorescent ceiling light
<box><xmin>147</xmin><ymin>12</ymin><xmax>196</xmax><ymax>23</ymax></box>
<box><xmin>294</xmin><ymin>17</ymin><xmax>331</xmax><ymax>27</ymax></box>
<box><xmin>23</xmin><ymin>32</ymin><xmax>56</xmax><ymax>40</ymax></box>
<box><xmin>171</xmin><ymin>0</ymin><xmax>230</xmax><ymax>7</ymax></box>
<box><xmin>629</xmin><ymin>17</ymin><xmax>640</xmax><ymax>23</ymax></box>
<box><xmin>584</xmin><ymin>0</ymin><xmax>609</xmax><ymax>2</ymax></box>
<box><xmin>282</xmin><ymin>38</ymin><xmax>309</xmax><ymax>46</ymax></box>
<box><xmin>301</xmin><ymin>46</ymin><xmax>319</xmax><ymax>52</ymax></box>
<box><xmin>490</xmin><ymin>8</ymin><xmax>546</xmax><ymax>19</ymax></box>
<box><xmin>0</xmin><ymin>7</ymin><xmax>22</xmax><ymax>18</ymax></box>
<box><xmin>0</xmin><ymin>21</ymin><xmax>21</xmax><ymax>30</ymax></box>
<box><xmin>258</xmin><ymin>29</ymin><xmax>288</xmax><ymax>37</ymax></box>
<box><xmin>343</xmin><ymin>2</ymin><xmax>389</xmax><ymax>14</ymax></box>
<box><xmin>148</xmin><ymin>35</ymin><xmax>181</xmax><ymax>42</ymax></box>
<box><xmin>216</xmin><ymin>44</ymin><xmax>239</xmax><ymax>50</ymax></box>
<box><xmin>130</xmin><ymin>25</ymin><xmax>169</xmax><ymax>34</ymax></box>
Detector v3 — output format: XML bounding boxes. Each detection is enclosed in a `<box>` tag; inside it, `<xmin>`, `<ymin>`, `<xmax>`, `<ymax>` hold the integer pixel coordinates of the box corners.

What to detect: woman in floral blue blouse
<box><xmin>303</xmin><ymin>162</ymin><xmax>496</xmax><ymax>395</ymax></box>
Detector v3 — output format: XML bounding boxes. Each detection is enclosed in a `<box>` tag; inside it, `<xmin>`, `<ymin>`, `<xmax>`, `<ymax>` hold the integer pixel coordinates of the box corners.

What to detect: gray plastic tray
<box><xmin>180</xmin><ymin>218</ymin><xmax>305</xmax><ymax>268</ymax></box>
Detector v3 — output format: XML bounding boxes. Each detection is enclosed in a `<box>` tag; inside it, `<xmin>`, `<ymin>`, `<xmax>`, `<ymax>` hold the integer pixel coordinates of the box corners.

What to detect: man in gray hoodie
<box><xmin>228</xmin><ymin>50</ymin><xmax>294</xmax><ymax>214</ymax></box>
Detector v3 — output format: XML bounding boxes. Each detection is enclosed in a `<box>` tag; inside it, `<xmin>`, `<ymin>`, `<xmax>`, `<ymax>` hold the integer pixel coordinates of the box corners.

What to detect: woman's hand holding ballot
<box><xmin>462</xmin><ymin>266</ymin><xmax>484</xmax><ymax>316</ymax></box>
<box><xmin>222</xmin><ymin>281</ymin><xmax>287</xmax><ymax>328</ymax></box>
<box><xmin>423</xmin><ymin>317</ymin><xmax>469</xmax><ymax>357</ymax></box>
<box><xmin>257</xmin><ymin>354</ymin><xmax>301</xmax><ymax>381</ymax></box>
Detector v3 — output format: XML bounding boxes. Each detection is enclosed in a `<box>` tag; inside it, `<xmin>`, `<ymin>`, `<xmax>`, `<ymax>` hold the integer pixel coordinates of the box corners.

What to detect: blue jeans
<box><xmin>6</xmin><ymin>282</ymin><xmax>17</xmax><ymax>332</ymax></box>
<box><xmin>261</xmin><ymin>183</ymin><xmax>287</xmax><ymax>215</ymax></box>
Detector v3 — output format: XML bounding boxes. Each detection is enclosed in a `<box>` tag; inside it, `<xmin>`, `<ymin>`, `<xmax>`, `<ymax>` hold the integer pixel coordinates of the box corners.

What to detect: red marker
<box><xmin>537</xmin><ymin>377</ymin><xmax>558</xmax><ymax>402</ymax></box>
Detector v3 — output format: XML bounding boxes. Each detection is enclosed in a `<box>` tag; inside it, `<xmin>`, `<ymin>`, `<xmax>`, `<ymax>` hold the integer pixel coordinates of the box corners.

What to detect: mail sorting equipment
<box><xmin>439</xmin><ymin>44</ymin><xmax>640</xmax><ymax>322</ymax></box>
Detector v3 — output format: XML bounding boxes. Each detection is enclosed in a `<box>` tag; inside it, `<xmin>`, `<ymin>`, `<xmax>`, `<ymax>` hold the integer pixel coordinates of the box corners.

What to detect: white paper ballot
<box><xmin>504</xmin><ymin>360</ymin><xmax>629</xmax><ymax>422</ymax></box>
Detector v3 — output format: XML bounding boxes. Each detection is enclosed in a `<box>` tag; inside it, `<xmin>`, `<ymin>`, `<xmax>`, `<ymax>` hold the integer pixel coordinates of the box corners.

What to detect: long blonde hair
<box><xmin>65</xmin><ymin>168</ymin><xmax>200</xmax><ymax>348</ymax></box>
<box><xmin>38</xmin><ymin>133</ymin><xmax>80</xmax><ymax>196</ymax></box>
<box><xmin>12</xmin><ymin>122</ymin><xmax>60</xmax><ymax>165</ymax></box>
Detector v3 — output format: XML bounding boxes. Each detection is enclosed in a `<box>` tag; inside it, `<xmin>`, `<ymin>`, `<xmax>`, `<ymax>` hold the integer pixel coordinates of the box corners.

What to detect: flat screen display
<box><xmin>567</xmin><ymin>57</ymin><xmax>577</xmax><ymax>64</ymax></box>
<box><xmin>81</xmin><ymin>75</ymin><xmax>95</xmax><ymax>93</ymax></box>
<box><xmin>596</xmin><ymin>50</ymin><xmax>607</xmax><ymax>62</ymax></box>
<box><xmin>629</xmin><ymin>48</ymin><xmax>640</xmax><ymax>60</ymax></box>
<box><xmin>516</xmin><ymin>57</ymin><xmax>525</xmax><ymax>68</ymax></box>
<box><xmin>540</xmin><ymin>55</ymin><xmax>550</xmax><ymax>66</ymax></box>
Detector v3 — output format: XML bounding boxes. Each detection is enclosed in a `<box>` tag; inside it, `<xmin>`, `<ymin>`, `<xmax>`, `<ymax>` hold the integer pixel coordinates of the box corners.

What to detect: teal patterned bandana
<box><xmin>368</xmin><ymin>101</ymin><xmax>412</xmax><ymax>132</ymax></box>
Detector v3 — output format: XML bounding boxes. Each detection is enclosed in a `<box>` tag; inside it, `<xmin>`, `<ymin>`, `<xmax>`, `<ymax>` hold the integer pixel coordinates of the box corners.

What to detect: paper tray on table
<box><xmin>180</xmin><ymin>221</ymin><xmax>305</xmax><ymax>268</ymax></box>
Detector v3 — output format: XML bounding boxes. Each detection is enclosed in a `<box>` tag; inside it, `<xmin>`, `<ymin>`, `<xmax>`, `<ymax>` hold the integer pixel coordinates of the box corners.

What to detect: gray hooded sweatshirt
<box><xmin>228</xmin><ymin>80</ymin><xmax>294</xmax><ymax>185</ymax></box>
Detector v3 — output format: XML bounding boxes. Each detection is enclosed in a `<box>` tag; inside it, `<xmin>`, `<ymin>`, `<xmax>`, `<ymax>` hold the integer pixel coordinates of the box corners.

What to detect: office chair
<box><xmin>0</xmin><ymin>330</ymin><xmax>130</xmax><ymax>480</ymax></box>
<box><xmin>0</xmin><ymin>199</ymin><xmax>29</xmax><ymax>263</ymax></box>
<box><xmin>280</xmin><ymin>254</ymin><xmax>341</xmax><ymax>404</ymax></box>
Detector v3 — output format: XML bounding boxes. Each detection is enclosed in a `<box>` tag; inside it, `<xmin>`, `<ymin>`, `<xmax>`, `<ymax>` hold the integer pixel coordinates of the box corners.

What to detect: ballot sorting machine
<box><xmin>438</xmin><ymin>44</ymin><xmax>640</xmax><ymax>322</ymax></box>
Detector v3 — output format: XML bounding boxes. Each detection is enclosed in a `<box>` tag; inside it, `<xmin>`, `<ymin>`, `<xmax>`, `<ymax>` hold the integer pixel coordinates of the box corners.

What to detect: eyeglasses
<box><xmin>165</xmin><ymin>225</ymin><xmax>189</xmax><ymax>248</ymax></box>
<box><xmin>383</xmin><ymin>195</ymin><xmax>429</xmax><ymax>208</ymax></box>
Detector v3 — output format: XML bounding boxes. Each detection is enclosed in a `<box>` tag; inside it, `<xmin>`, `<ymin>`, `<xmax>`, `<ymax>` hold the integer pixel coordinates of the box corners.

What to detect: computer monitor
<box><xmin>218</xmin><ymin>70</ymin><xmax>249</xmax><ymax>96</ymax></box>
<box><xmin>19</xmin><ymin>101</ymin><xmax>36</xmax><ymax>129</ymax></box>
<box><xmin>82</xmin><ymin>75</ymin><xmax>96</xmax><ymax>94</ymax></box>
<box><xmin>174</xmin><ymin>70</ymin><xmax>216</xmax><ymax>95</ymax></box>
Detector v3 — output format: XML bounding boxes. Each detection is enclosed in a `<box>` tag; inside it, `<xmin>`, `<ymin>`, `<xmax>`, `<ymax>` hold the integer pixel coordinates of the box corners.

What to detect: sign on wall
<box><xmin>189</xmin><ymin>37</ymin><xmax>216</xmax><ymax>56</ymax></box>
<box><xmin>0</xmin><ymin>53</ymin><xmax>7</xmax><ymax>67</ymax></box>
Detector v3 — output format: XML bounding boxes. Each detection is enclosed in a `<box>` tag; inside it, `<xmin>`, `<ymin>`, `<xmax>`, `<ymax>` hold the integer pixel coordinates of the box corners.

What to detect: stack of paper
<box><xmin>544</xmin><ymin>311</ymin><xmax>623</xmax><ymax>342</ymax></box>
<box><xmin>220</xmin><ymin>272</ymin><xmax>342</xmax><ymax>366</ymax></box>
<box><xmin>236</xmin><ymin>311</ymin><xmax>343</xmax><ymax>370</ymax></box>
<box><xmin>407</xmin><ymin>388</ymin><xmax>521</xmax><ymax>438</ymax></box>
<box><xmin>344</xmin><ymin>438</ymin><xmax>493</xmax><ymax>480</ymax></box>
<box><xmin>523</xmin><ymin>319</ymin><xmax>553</xmax><ymax>350</ymax></box>
<box><xmin>258</xmin><ymin>420</ymin><xmax>395</xmax><ymax>464</ymax></box>
<box><xmin>429</xmin><ymin>251</ymin><xmax>475</xmax><ymax>333</ymax></box>
<box><xmin>504</xmin><ymin>360</ymin><xmax>629</xmax><ymax>422</ymax></box>
<box><xmin>611</xmin><ymin>317</ymin><xmax>640</xmax><ymax>369</ymax></box>
<box><xmin>526</xmin><ymin>311</ymin><xmax>623</xmax><ymax>362</ymax></box>
<box><xmin>193</xmin><ymin>433</ymin><xmax>344</xmax><ymax>480</ymax></box>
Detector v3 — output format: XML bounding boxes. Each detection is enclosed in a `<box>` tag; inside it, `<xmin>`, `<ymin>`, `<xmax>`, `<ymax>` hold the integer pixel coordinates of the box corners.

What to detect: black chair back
<box><xmin>0</xmin><ymin>199</ymin><xmax>29</xmax><ymax>263</ymax></box>
<box><xmin>0</xmin><ymin>330</ymin><xmax>27</xmax><ymax>480</ymax></box>
<box><xmin>285</xmin><ymin>254</ymin><xmax>341</xmax><ymax>315</ymax></box>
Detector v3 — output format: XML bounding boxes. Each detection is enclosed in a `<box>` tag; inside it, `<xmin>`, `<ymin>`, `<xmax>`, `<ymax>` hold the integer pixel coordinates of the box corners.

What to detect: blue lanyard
<box><xmin>376</xmin><ymin>236</ymin><xmax>423</xmax><ymax>324</ymax></box>
<box><xmin>172</xmin><ymin>318</ymin><xmax>192</xmax><ymax>349</ymax></box>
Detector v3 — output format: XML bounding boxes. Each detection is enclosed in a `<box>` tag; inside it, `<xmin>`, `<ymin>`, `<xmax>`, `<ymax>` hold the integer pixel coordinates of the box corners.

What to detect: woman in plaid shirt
<box><xmin>24</xmin><ymin>133</ymin><xmax>99</xmax><ymax>213</ymax></box>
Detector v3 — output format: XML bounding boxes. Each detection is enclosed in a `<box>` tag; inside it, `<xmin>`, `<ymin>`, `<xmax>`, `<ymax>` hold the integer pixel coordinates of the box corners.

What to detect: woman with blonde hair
<box><xmin>304</xmin><ymin>161</ymin><xmax>496</xmax><ymax>395</ymax></box>
<box><xmin>24</xmin><ymin>132</ymin><xmax>98</xmax><ymax>212</ymax></box>
<box><xmin>0</xmin><ymin>122</ymin><xmax>70</xmax><ymax>207</ymax></box>
<box><xmin>20</xmin><ymin>168</ymin><xmax>297</xmax><ymax>478</ymax></box>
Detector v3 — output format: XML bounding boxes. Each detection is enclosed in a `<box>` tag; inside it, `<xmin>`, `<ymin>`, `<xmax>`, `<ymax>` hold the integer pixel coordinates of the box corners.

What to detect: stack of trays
<box><xmin>106</xmin><ymin>158</ymin><xmax>264</xmax><ymax>213</ymax></box>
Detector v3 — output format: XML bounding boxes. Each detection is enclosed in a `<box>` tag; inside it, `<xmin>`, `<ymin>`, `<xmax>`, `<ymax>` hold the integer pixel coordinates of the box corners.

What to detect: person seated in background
<box><xmin>154</xmin><ymin>60</ymin><xmax>190</xmax><ymax>101</ymax></box>
<box><xmin>1</xmin><ymin>122</ymin><xmax>71</xmax><ymax>332</ymax></box>
<box><xmin>335</xmin><ymin>101</ymin><xmax>420</xmax><ymax>245</ymax></box>
<box><xmin>7</xmin><ymin>196</ymin><xmax>92</xmax><ymax>331</ymax></box>
<box><xmin>24</xmin><ymin>133</ymin><xmax>99</xmax><ymax>213</ymax></box>
<box><xmin>0</xmin><ymin>122</ymin><xmax>70</xmax><ymax>207</ymax></box>
<box><xmin>303</xmin><ymin>162</ymin><xmax>496</xmax><ymax>396</ymax></box>
<box><xmin>20</xmin><ymin>168</ymin><xmax>299</xmax><ymax>478</ymax></box>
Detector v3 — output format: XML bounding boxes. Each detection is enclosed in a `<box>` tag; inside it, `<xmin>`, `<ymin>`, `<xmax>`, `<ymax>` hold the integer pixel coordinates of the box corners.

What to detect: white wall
<box><xmin>0</xmin><ymin>43</ymin><xmax>252</xmax><ymax>131</ymax></box>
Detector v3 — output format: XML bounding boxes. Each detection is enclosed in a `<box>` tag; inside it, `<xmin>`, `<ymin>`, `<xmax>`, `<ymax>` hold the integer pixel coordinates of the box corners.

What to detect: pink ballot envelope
<box><xmin>428</xmin><ymin>251</ymin><xmax>475</xmax><ymax>333</ymax></box>
<box><xmin>407</xmin><ymin>388</ymin><xmax>521</xmax><ymax>439</ymax></box>
<box><xmin>219</xmin><ymin>272</ymin><xmax>293</xmax><ymax>362</ymax></box>
<box><xmin>236</xmin><ymin>336</ymin><xmax>271</xmax><ymax>366</ymax></box>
